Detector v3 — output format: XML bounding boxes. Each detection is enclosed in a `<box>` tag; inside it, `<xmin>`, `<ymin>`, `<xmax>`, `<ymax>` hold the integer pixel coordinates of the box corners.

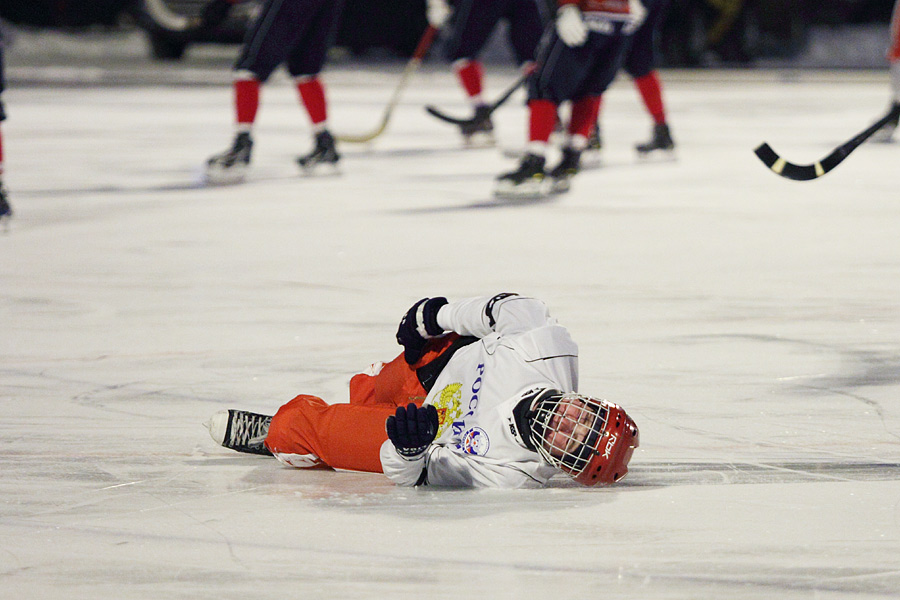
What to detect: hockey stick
<box><xmin>336</xmin><ymin>26</ymin><xmax>438</xmax><ymax>144</ymax></box>
<box><xmin>425</xmin><ymin>68</ymin><xmax>531</xmax><ymax>127</ymax></box>
<box><xmin>754</xmin><ymin>103</ymin><xmax>900</xmax><ymax>181</ymax></box>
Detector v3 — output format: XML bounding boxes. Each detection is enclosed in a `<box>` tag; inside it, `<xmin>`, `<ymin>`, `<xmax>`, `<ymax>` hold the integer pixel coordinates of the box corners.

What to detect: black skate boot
<box><xmin>206</xmin><ymin>409</ymin><xmax>273</xmax><ymax>456</ymax></box>
<box><xmin>494</xmin><ymin>153</ymin><xmax>547</xmax><ymax>198</ymax></box>
<box><xmin>580</xmin><ymin>124</ymin><xmax>603</xmax><ymax>168</ymax></box>
<box><xmin>549</xmin><ymin>147</ymin><xmax>582</xmax><ymax>193</ymax></box>
<box><xmin>871</xmin><ymin>102</ymin><xmax>900</xmax><ymax>143</ymax></box>
<box><xmin>460</xmin><ymin>105</ymin><xmax>495</xmax><ymax>146</ymax></box>
<box><xmin>297</xmin><ymin>130</ymin><xmax>340</xmax><ymax>172</ymax></box>
<box><xmin>206</xmin><ymin>131</ymin><xmax>253</xmax><ymax>184</ymax></box>
<box><xmin>0</xmin><ymin>182</ymin><xmax>12</xmax><ymax>226</ymax></box>
<box><xmin>587</xmin><ymin>124</ymin><xmax>602</xmax><ymax>152</ymax></box>
<box><xmin>636</xmin><ymin>123</ymin><xmax>675</xmax><ymax>157</ymax></box>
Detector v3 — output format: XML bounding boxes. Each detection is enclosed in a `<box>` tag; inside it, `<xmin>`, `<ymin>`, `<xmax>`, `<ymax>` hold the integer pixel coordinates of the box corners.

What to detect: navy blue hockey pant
<box><xmin>0</xmin><ymin>29</ymin><xmax>5</xmax><ymax>121</ymax></box>
<box><xmin>444</xmin><ymin>0</ymin><xmax>547</xmax><ymax>65</ymax></box>
<box><xmin>528</xmin><ymin>27</ymin><xmax>633</xmax><ymax>105</ymax></box>
<box><xmin>234</xmin><ymin>0</ymin><xmax>344</xmax><ymax>82</ymax></box>
<box><xmin>622</xmin><ymin>0</ymin><xmax>671</xmax><ymax>79</ymax></box>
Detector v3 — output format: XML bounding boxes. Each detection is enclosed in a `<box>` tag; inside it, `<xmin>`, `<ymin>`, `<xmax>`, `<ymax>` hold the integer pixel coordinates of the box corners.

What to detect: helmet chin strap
<box><xmin>509</xmin><ymin>397</ymin><xmax>538</xmax><ymax>451</ymax></box>
<box><xmin>506</xmin><ymin>387</ymin><xmax>562</xmax><ymax>452</ymax></box>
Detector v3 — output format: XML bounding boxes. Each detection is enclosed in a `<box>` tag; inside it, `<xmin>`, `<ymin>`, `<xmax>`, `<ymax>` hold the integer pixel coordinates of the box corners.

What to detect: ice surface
<box><xmin>1</xmin><ymin>29</ymin><xmax>899</xmax><ymax>599</ymax></box>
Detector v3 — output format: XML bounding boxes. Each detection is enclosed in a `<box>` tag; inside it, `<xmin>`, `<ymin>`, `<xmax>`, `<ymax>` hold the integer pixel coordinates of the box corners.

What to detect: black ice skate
<box><xmin>870</xmin><ymin>102</ymin><xmax>899</xmax><ymax>143</ymax></box>
<box><xmin>206</xmin><ymin>132</ymin><xmax>253</xmax><ymax>184</ymax></box>
<box><xmin>580</xmin><ymin>124</ymin><xmax>603</xmax><ymax>169</ymax></box>
<box><xmin>548</xmin><ymin>147</ymin><xmax>582</xmax><ymax>193</ymax></box>
<box><xmin>636</xmin><ymin>123</ymin><xmax>675</xmax><ymax>158</ymax></box>
<box><xmin>494</xmin><ymin>153</ymin><xmax>547</xmax><ymax>198</ymax></box>
<box><xmin>587</xmin><ymin>124</ymin><xmax>602</xmax><ymax>152</ymax></box>
<box><xmin>206</xmin><ymin>409</ymin><xmax>273</xmax><ymax>455</ymax></box>
<box><xmin>0</xmin><ymin>182</ymin><xmax>12</xmax><ymax>226</ymax></box>
<box><xmin>297</xmin><ymin>130</ymin><xmax>340</xmax><ymax>173</ymax></box>
<box><xmin>460</xmin><ymin>105</ymin><xmax>495</xmax><ymax>146</ymax></box>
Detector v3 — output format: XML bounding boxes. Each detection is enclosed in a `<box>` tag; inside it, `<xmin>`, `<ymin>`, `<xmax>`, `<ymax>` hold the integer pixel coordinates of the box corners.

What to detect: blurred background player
<box><xmin>495</xmin><ymin>0</ymin><xmax>649</xmax><ymax>197</ymax></box>
<box><xmin>203</xmin><ymin>0</ymin><xmax>343</xmax><ymax>184</ymax></box>
<box><xmin>589</xmin><ymin>0</ymin><xmax>674</xmax><ymax>158</ymax></box>
<box><xmin>426</xmin><ymin>0</ymin><xmax>548</xmax><ymax>144</ymax></box>
<box><xmin>873</xmin><ymin>0</ymin><xmax>900</xmax><ymax>142</ymax></box>
<box><xmin>0</xmin><ymin>27</ymin><xmax>11</xmax><ymax>224</ymax></box>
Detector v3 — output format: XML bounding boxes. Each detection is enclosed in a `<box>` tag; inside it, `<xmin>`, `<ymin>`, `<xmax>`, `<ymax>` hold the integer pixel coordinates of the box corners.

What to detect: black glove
<box><xmin>198</xmin><ymin>0</ymin><xmax>233</xmax><ymax>30</ymax></box>
<box><xmin>395</xmin><ymin>297</ymin><xmax>448</xmax><ymax>364</ymax></box>
<box><xmin>386</xmin><ymin>403</ymin><xmax>439</xmax><ymax>457</ymax></box>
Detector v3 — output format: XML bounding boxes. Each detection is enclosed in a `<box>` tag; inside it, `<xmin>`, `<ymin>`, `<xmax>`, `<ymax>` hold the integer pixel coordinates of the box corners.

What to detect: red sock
<box><xmin>528</xmin><ymin>99</ymin><xmax>558</xmax><ymax>143</ymax></box>
<box><xmin>455</xmin><ymin>60</ymin><xmax>484</xmax><ymax>99</ymax></box>
<box><xmin>634</xmin><ymin>72</ymin><xmax>666</xmax><ymax>124</ymax></box>
<box><xmin>234</xmin><ymin>77</ymin><xmax>260</xmax><ymax>126</ymax></box>
<box><xmin>297</xmin><ymin>77</ymin><xmax>327</xmax><ymax>125</ymax></box>
<box><xmin>569</xmin><ymin>96</ymin><xmax>601</xmax><ymax>138</ymax></box>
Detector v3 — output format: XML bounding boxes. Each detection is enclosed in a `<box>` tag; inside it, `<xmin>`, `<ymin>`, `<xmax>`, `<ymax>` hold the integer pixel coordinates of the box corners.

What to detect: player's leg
<box><xmin>265</xmin><ymin>395</ymin><xmax>396</xmax><ymax>472</ymax></box>
<box><xmin>548</xmin><ymin>94</ymin><xmax>599</xmax><ymax>192</ymax></box>
<box><xmin>625</xmin><ymin>0</ymin><xmax>675</xmax><ymax>155</ymax></box>
<box><xmin>349</xmin><ymin>334</ymin><xmax>469</xmax><ymax>408</ymax></box>
<box><xmin>495</xmin><ymin>34</ymin><xmax>591</xmax><ymax>197</ymax></box>
<box><xmin>547</xmin><ymin>29</ymin><xmax>635</xmax><ymax>190</ymax></box>
<box><xmin>505</xmin><ymin>0</ymin><xmax>547</xmax><ymax>71</ymax></box>
<box><xmin>289</xmin><ymin>0</ymin><xmax>343</xmax><ymax>170</ymax></box>
<box><xmin>874</xmin><ymin>0</ymin><xmax>900</xmax><ymax>141</ymax></box>
<box><xmin>205</xmin><ymin>393</ymin><xmax>393</xmax><ymax>471</ymax></box>
<box><xmin>206</xmin><ymin>0</ymin><xmax>307</xmax><ymax>183</ymax></box>
<box><xmin>444</xmin><ymin>0</ymin><xmax>503</xmax><ymax>143</ymax></box>
<box><xmin>205</xmin><ymin>72</ymin><xmax>258</xmax><ymax>183</ymax></box>
<box><xmin>0</xmin><ymin>31</ymin><xmax>10</xmax><ymax>224</ymax></box>
<box><xmin>264</xmin><ymin>334</ymin><xmax>473</xmax><ymax>471</ymax></box>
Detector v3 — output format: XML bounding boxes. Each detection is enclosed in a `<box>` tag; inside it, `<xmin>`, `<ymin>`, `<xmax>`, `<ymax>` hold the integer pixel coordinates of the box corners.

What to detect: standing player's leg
<box><xmin>494</xmin><ymin>30</ymin><xmax>593</xmax><ymax>198</ymax></box>
<box><xmin>624</xmin><ymin>0</ymin><xmax>675</xmax><ymax>156</ymax></box>
<box><xmin>444</xmin><ymin>0</ymin><xmax>504</xmax><ymax>143</ymax></box>
<box><xmin>545</xmin><ymin>29</ymin><xmax>634</xmax><ymax>193</ymax></box>
<box><xmin>0</xmin><ymin>28</ymin><xmax>12</xmax><ymax>224</ymax></box>
<box><xmin>205</xmin><ymin>0</ymin><xmax>310</xmax><ymax>183</ymax></box>
<box><xmin>289</xmin><ymin>0</ymin><xmax>343</xmax><ymax>171</ymax></box>
<box><xmin>547</xmin><ymin>95</ymin><xmax>599</xmax><ymax>192</ymax></box>
<box><xmin>874</xmin><ymin>0</ymin><xmax>900</xmax><ymax>142</ymax></box>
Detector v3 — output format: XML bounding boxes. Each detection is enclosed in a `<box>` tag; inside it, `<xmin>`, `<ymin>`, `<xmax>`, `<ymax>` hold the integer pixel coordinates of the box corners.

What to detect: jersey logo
<box><xmin>462</xmin><ymin>427</ymin><xmax>490</xmax><ymax>456</ymax></box>
<box><xmin>432</xmin><ymin>383</ymin><xmax>463</xmax><ymax>437</ymax></box>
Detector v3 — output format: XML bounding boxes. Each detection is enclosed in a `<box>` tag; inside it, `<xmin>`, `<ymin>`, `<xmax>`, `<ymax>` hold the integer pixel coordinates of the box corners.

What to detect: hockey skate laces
<box><xmin>530</xmin><ymin>393</ymin><xmax>608</xmax><ymax>476</ymax></box>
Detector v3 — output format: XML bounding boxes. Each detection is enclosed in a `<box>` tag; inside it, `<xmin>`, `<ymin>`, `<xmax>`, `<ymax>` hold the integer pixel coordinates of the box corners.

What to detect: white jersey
<box><xmin>380</xmin><ymin>294</ymin><xmax>579</xmax><ymax>488</ymax></box>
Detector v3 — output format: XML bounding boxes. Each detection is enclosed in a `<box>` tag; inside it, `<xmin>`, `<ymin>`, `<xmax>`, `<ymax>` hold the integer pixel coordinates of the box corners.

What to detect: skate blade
<box><xmin>463</xmin><ymin>132</ymin><xmax>496</xmax><ymax>148</ymax></box>
<box><xmin>579</xmin><ymin>151</ymin><xmax>603</xmax><ymax>170</ymax></box>
<box><xmin>493</xmin><ymin>178</ymin><xmax>551</xmax><ymax>200</ymax></box>
<box><xmin>205</xmin><ymin>164</ymin><xmax>248</xmax><ymax>185</ymax></box>
<box><xmin>297</xmin><ymin>160</ymin><xmax>341</xmax><ymax>177</ymax></box>
<box><xmin>549</xmin><ymin>177</ymin><xmax>573</xmax><ymax>194</ymax></box>
<box><xmin>635</xmin><ymin>148</ymin><xmax>677</xmax><ymax>162</ymax></box>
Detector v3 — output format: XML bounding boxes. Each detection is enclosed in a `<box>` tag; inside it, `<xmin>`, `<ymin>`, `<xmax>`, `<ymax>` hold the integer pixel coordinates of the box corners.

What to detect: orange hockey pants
<box><xmin>264</xmin><ymin>336</ymin><xmax>459</xmax><ymax>473</ymax></box>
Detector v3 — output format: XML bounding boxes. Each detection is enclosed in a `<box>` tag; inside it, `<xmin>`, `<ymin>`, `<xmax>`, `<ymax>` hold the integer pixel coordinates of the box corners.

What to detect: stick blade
<box><xmin>425</xmin><ymin>105</ymin><xmax>473</xmax><ymax>126</ymax></box>
<box><xmin>753</xmin><ymin>143</ymin><xmax>822</xmax><ymax>181</ymax></box>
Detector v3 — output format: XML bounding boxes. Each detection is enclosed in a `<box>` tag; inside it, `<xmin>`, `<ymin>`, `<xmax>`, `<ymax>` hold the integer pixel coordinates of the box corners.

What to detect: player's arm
<box><xmin>395</xmin><ymin>293</ymin><xmax>556</xmax><ymax>364</ymax></box>
<box><xmin>436</xmin><ymin>293</ymin><xmax>555</xmax><ymax>338</ymax></box>
<box><xmin>381</xmin><ymin>402</ymin><xmax>545</xmax><ymax>488</ymax></box>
